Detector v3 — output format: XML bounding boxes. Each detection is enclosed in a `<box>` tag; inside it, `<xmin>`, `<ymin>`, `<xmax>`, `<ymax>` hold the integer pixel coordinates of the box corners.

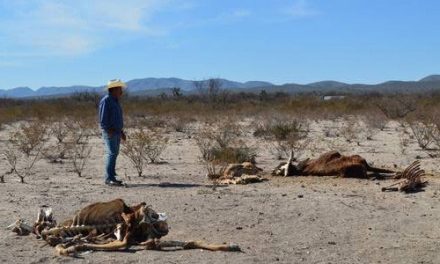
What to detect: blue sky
<box><xmin>0</xmin><ymin>0</ymin><xmax>439</xmax><ymax>89</ymax></box>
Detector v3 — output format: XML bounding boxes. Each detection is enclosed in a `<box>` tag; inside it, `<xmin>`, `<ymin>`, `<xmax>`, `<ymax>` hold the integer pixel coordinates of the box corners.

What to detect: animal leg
<box><xmin>55</xmin><ymin>237</ymin><xmax>130</xmax><ymax>256</ymax></box>
<box><xmin>151</xmin><ymin>240</ymin><xmax>241</xmax><ymax>252</ymax></box>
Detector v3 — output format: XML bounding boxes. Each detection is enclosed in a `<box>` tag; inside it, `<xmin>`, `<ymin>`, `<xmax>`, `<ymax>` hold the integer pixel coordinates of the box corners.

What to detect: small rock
<box><xmin>298</xmin><ymin>194</ymin><xmax>304</xmax><ymax>198</ymax></box>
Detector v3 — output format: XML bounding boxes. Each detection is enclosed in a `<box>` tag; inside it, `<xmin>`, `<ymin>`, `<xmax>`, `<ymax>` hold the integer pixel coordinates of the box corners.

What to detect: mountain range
<box><xmin>1</xmin><ymin>75</ymin><xmax>440</xmax><ymax>99</ymax></box>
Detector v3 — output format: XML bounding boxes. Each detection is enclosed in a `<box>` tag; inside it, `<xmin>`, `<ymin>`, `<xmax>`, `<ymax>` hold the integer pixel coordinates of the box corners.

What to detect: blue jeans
<box><xmin>102</xmin><ymin>130</ymin><xmax>121</xmax><ymax>182</ymax></box>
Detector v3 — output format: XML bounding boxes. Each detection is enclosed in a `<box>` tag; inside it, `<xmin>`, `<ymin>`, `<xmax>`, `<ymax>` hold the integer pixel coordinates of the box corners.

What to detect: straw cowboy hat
<box><xmin>106</xmin><ymin>79</ymin><xmax>127</xmax><ymax>90</ymax></box>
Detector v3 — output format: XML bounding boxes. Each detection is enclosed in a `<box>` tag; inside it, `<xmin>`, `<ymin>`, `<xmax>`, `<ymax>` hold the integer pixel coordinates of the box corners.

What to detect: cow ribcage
<box><xmin>43</xmin><ymin>210</ymin><xmax>125</xmax><ymax>238</ymax></box>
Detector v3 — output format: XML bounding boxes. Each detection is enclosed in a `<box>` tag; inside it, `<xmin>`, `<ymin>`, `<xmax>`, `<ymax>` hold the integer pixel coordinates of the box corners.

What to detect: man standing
<box><xmin>99</xmin><ymin>79</ymin><xmax>127</xmax><ymax>186</ymax></box>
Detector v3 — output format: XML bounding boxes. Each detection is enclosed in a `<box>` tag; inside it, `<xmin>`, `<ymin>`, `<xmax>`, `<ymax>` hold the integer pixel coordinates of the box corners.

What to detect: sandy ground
<box><xmin>0</xmin><ymin>120</ymin><xmax>439</xmax><ymax>264</ymax></box>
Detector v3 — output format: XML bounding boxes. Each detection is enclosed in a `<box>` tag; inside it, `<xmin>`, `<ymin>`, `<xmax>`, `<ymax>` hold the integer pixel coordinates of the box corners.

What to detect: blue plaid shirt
<box><xmin>98</xmin><ymin>95</ymin><xmax>124</xmax><ymax>133</ymax></box>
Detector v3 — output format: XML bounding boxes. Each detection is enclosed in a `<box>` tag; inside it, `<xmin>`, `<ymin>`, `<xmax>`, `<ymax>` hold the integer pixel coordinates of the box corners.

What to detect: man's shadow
<box><xmin>127</xmin><ymin>182</ymin><xmax>226</xmax><ymax>189</ymax></box>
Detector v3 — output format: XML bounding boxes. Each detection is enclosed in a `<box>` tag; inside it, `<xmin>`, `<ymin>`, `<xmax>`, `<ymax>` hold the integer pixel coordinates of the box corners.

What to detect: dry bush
<box><xmin>362</xmin><ymin>112</ymin><xmax>389</xmax><ymax>140</ymax></box>
<box><xmin>121</xmin><ymin>129</ymin><xmax>169</xmax><ymax>177</ymax></box>
<box><xmin>195</xmin><ymin>122</ymin><xmax>256</xmax><ymax>177</ymax></box>
<box><xmin>0</xmin><ymin>159</ymin><xmax>13</xmax><ymax>183</ymax></box>
<box><xmin>364</xmin><ymin>112</ymin><xmax>388</xmax><ymax>131</ymax></box>
<box><xmin>144</xmin><ymin>132</ymin><xmax>169</xmax><ymax>163</ymax></box>
<box><xmin>65</xmin><ymin>118</ymin><xmax>95</xmax><ymax>144</ymax></box>
<box><xmin>3</xmin><ymin>147</ymin><xmax>39</xmax><ymax>183</ymax></box>
<box><xmin>375</xmin><ymin>96</ymin><xmax>416</xmax><ymax>127</ymax></box>
<box><xmin>194</xmin><ymin>78</ymin><xmax>228</xmax><ymax>106</ymax></box>
<box><xmin>404</xmin><ymin>109</ymin><xmax>440</xmax><ymax>154</ymax></box>
<box><xmin>339</xmin><ymin>117</ymin><xmax>362</xmax><ymax>145</ymax></box>
<box><xmin>3</xmin><ymin>121</ymin><xmax>48</xmax><ymax>183</ymax></box>
<box><xmin>11</xmin><ymin>122</ymin><xmax>48</xmax><ymax>156</ymax></box>
<box><xmin>122</xmin><ymin>131</ymin><xmax>148</xmax><ymax>177</ymax></box>
<box><xmin>50</xmin><ymin>120</ymin><xmax>69</xmax><ymax>143</ymax></box>
<box><xmin>271</xmin><ymin>137</ymin><xmax>310</xmax><ymax>161</ymax></box>
<box><xmin>68</xmin><ymin>141</ymin><xmax>92</xmax><ymax>177</ymax></box>
<box><xmin>168</xmin><ymin>116</ymin><xmax>195</xmax><ymax>133</ymax></box>
<box><xmin>253</xmin><ymin>117</ymin><xmax>309</xmax><ymax>159</ymax></box>
<box><xmin>37</xmin><ymin>118</ymin><xmax>94</xmax><ymax>169</ymax></box>
<box><xmin>253</xmin><ymin>118</ymin><xmax>308</xmax><ymax>140</ymax></box>
<box><xmin>407</xmin><ymin>120</ymin><xmax>435</xmax><ymax>150</ymax></box>
<box><xmin>423</xmin><ymin>110</ymin><xmax>440</xmax><ymax>152</ymax></box>
<box><xmin>42</xmin><ymin>142</ymin><xmax>72</xmax><ymax>163</ymax></box>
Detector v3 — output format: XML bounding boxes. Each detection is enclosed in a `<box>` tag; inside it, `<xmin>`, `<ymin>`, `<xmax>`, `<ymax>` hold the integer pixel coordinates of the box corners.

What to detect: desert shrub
<box><xmin>11</xmin><ymin>122</ymin><xmax>48</xmax><ymax>156</ymax></box>
<box><xmin>271</xmin><ymin>137</ymin><xmax>310</xmax><ymax>161</ymax></box>
<box><xmin>339</xmin><ymin>117</ymin><xmax>362</xmax><ymax>145</ymax></box>
<box><xmin>254</xmin><ymin>117</ymin><xmax>309</xmax><ymax>159</ymax></box>
<box><xmin>64</xmin><ymin>117</ymin><xmax>96</xmax><ymax>144</ymax></box>
<box><xmin>375</xmin><ymin>96</ymin><xmax>416</xmax><ymax>124</ymax></box>
<box><xmin>121</xmin><ymin>129</ymin><xmax>149</xmax><ymax>177</ymax></box>
<box><xmin>363</xmin><ymin>111</ymin><xmax>388</xmax><ymax>131</ymax></box>
<box><xmin>51</xmin><ymin>120</ymin><xmax>69</xmax><ymax>143</ymax></box>
<box><xmin>3</xmin><ymin>121</ymin><xmax>48</xmax><ymax>183</ymax></box>
<box><xmin>431</xmin><ymin>123</ymin><xmax>440</xmax><ymax>150</ymax></box>
<box><xmin>195</xmin><ymin>122</ymin><xmax>256</xmax><ymax>176</ymax></box>
<box><xmin>168</xmin><ymin>116</ymin><xmax>195</xmax><ymax>133</ymax></box>
<box><xmin>144</xmin><ymin>132</ymin><xmax>169</xmax><ymax>163</ymax></box>
<box><xmin>42</xmin><ymin>142</ymin><xmax>72</xmax><ymax>163</ymax></box>
<box><xmin>68</xmin><ymin>141</ymin><xmax>92</xmax><ymax>177</ymax></box>
<box><xmin>254</xmin><ymin>118</ymin><xmax>308</xmax><ymax>140</ymax></box>
<box><xmin>194</xmin><ymin>78</ymin><xmax>229</xmax><ymax>106</ymax></box>
<box><xmin>208</xmin><ymin>145</ymin><xmax>256</xmax><ymax>164</ymax></box>
<box><xmin>0</xmin><ymin>169</ymin><xmax>12</xmax><ymax>183</ymax></box>
<box><xmin>121</xmin><ymin>129</ymin><xmax>169</xmax><ymax>177</ymax></box>
<box><xmin>407</xmin><ymin>120</ymin><xmax>435</xmax><ymax>150</ymax></box>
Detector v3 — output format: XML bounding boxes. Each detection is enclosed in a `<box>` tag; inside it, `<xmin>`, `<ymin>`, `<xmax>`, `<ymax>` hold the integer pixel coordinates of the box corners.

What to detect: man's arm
<box><xmin>99</xmin><ymin>99</ymin><xmax>113</xmax><ymax>133</ymax></box>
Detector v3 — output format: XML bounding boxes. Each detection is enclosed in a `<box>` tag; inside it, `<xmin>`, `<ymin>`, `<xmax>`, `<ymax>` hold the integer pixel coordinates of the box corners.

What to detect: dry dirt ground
<box><xmin>0</xmin><ymin>120</ymin><xmax>439</xmax><ymax>264</ymax></box>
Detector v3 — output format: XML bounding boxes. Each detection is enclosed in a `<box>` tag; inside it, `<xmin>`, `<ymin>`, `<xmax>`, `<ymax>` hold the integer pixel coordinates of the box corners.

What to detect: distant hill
<box><xmin>419</xmin><ymin>75</ymin><xmax>440</xmax><ymax>82</ymax></box>
<box><xmin>2</xmin><ymin>87</ymin><xmax>35</xmax><ymax>98</ymax></box>
<box><xmin>1</xmin><ymin>75</ymin><xmax>440</xmax><ymax>98</ymax></box>
<box><xmin>307</xmin><ymin>81</ymin><xmax>349</xmax><ymax>89</ymax></box>
<box><xmin>0</xmin><ymin>78</ymin><xmax>274</xmax><ymax>98</ymax></box>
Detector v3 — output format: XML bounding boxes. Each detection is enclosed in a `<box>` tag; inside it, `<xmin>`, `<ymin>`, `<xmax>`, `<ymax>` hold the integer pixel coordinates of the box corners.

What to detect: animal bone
<box><xmin>382</xmin><ymin>161</ymin><xmax>427</xmax><ymax>193</ymax></box>
<box><xmin>7</xmin><ymin>219</ymin><xmax>33</xmax><ymax>235</ymax></box>
<box><xmin>212</xmin><ymin>162</ymin><xmax>265</xmax><ymax>184</ymax></box>
<box><xmin>398</xmin><ymin>161</ymin><xmax>427</xmax><ymax>193</ymax></box>
<box><xmin>217</xmin><ymin>174</ymin><xmax>266</xmax><ymax>185</ymax></box>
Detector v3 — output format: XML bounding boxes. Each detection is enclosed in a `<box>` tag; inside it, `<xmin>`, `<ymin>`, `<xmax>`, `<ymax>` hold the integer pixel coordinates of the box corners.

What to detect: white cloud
<box><xmin>0</xmin><ymin>0</ymin><xmax>174</xmax><ymax>56</ymax></box>
<box><xmin>284</xmin><ymin>0</ymin><xmax>319</xmax><ymax>18</ymax></box>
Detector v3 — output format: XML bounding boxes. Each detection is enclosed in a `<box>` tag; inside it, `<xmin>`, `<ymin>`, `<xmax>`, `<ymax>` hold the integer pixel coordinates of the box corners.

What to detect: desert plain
<box><xmin>0</xmin><ymin>118</ymin><xmax>439</xmax><ymax>264</ymax></box>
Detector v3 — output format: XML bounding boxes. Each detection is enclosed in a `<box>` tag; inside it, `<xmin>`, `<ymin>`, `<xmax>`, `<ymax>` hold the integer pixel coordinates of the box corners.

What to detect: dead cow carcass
<box><xmin>272</xmin><ymin>150</ymin><xmax>394</xmax><ymax>178</ymax></box>
<box><xmin>8</xmin><ymin>199</ymin><xmax>240</xmax><ymax>256</ymax></box>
